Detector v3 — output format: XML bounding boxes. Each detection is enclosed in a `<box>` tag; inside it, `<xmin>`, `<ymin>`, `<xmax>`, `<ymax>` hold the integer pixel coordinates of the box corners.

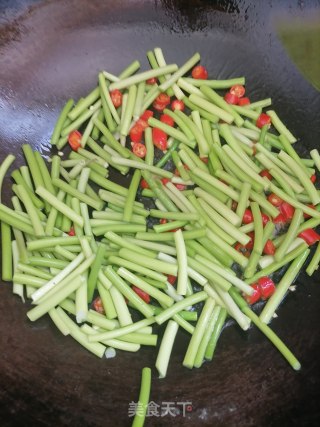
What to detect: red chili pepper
<box><xmin>310</xmin><ymin>174</ymin><xmax>316</xmax><ymax>183</ymax></box>
<box><xmin>238</xmin><ymin>97</ymin><xmax>250</xmax><ymax>106</ymax></box>
<box><xmin>245</xmin><ymin>232</ymin><xmax>255</xmax><ymax>251</ymax></box>
<box><xmin>262</xmin><ymin>213</ymin><xmax>270</xmax><ymax>226</ymax></box>
<box><xmin>136</xmin><ymin>118</ymin><xmax>149</xmax><ymax>130</ymax></box>
<box><xmin>298</xmin><ymin>229</ymin><xmax>320</xmax><ymax>246</ymax></box>
<box><xmin>152</xmin><ymin>102</ymin><xmax>165</xmax><ymax>111</ymax></box>
<box><xmin>279</xmin><ymin>202</ymin><xmax>295</xmax><ymax>222</ymax></box>
<box><xmin>256</xmin><ymin>113</ymin><xmax>271</xmax><ymax>129</ymax></box>
<box><xmin>224</xmin><ymin>92</ymin><xmax>239</xmax><ymax>105</ymax></box>
<box><xmin>171</xmin><ymin>99</ymin><xmax>185</xmax><ymax>111</ymax></box>
<box><xmin>152</xmin><ymin>127</ymin><xmax>168</xmax><ymax>150</ymax></box>
<box><xmin>257</xmin><ymin>277</ymin><xmax>276</xmax><ymax>299</ymax></box>
<box><xmin>110</xmin><ymin>89</ymin><xmax>123</xmax><ymax>108</ymax></box>
<box><xmin>243</xmin><ymin>283</ymin><xmax>261</xmax><ymax>304</ymax></box>
<box><xmin>259</xmin><ymin>169</ymin><xmax>272</xmax><ymax>180</ymax></box>
<box><xmin>160</xmin><ymin>114</ymin><xmax>175</xmax><ymax>127</ymax></box>
<box><xmin>140</xmin><ymin>110</ymin><xmax>154</xmax><ymax>121</ymax></box>
<box><xmin>161</xmin><ymin>177</ymin><xmax>170</xmax><ymax>185</ymax></box>
<box><xmin>191</xmin><ymin>65</ymin><xmax>208</xmax><ymax>80</ymax></box>
<box><xmin>68</xmin><ymin>226</ymin><xmax>75</xmax><ymax>236</ymax></box>
<box><xmin>156</xmin><ymin>93</ymin><xmax>171</xmax><ymax>105</ymax></box>
<box><xmin>129</xmin><ymin>124</ymin><xmax>144</xmax><ymax>144</ymax></box>
<box><xmin>267</xmin><ymin>193</ymin><xmax>283</xmax><ymax>207</ymax></box>
<box><xmin>146</xmin><ymin>77</ymin><xmax>158</xmax><ymax>85</ymax></box>
<box><xmin>273</xmin><ymin>213</ymin><xmax>287</xmax><ymax>225</ymax></box>
<box><xmin>68</xmin><ymin>130</ymin><xmax>82</xmax><ymax>151</ymax></box>
<box><xmin>230</xmin><ymin>84</ymin><xmax>245</xmax><ymax>98</ymax></box>
<box><xmin>166</xmin><ymin>274</ymin><xmax>177</xmax><ymax>285</ymax></box>
<box><xmin>140</xmin><ymin>179</ymin><xmax>149</xmax><ymax>189</ymax></box>
<box><xmin>263</xmin><ymin>239</ymin><xmax>276</xmax><ymax>255</ymax></box>
<box><xmin>159</xmin><ymin>218</ymin><xmax>167</xmax><ymax>225</ymax></box>
<box><xmin>92</xmin><ymin>296</ymin><xmax>105</xmax><ymax>314</ymax></box>
<box><xmin>242</xmin><ymin>209</ymin><xmax>254</xmax><ymax>224</ymax></box>
<box><xmin>234</xmin><ymin>242</ymin><xmax>251</xmax><ymax>258</ymax></box>
<box><xmin>132</xmin><ymin>142</ymin><xmax>146</xmax><ymax>158</ymax></box>
<box><xmin>152</xmin><ymin>93</ymin><xmax>171</xmax><ymax>111</ymax></box>
<box><xmin>132</xmin><ymin>286</ymin><xmax>150</xmax><ymax>304</ymax></box>
<box><xmin>174</xmin><ymin>183</ymin><xmax>187</xmax><ymax>191</ymax></box>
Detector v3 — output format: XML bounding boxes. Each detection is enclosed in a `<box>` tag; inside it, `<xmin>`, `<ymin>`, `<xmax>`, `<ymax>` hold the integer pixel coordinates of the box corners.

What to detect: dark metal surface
<box><xmin>0</xmin><ymin>1</ymin><xmax>320</xmax><ymax>426</ymax></box>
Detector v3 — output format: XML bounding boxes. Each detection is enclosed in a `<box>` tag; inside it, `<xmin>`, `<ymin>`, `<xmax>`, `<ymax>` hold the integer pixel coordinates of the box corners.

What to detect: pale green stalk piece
<box><xmin>310</xmin><ymin>149</ymin><xmax>320</xmax><ymax>172</ymax></box>
<box><xmin>174</xmin><ymin>229</ymin><xmax>188</xmax><ymax>296</ymax></box>
<box><xmin>267</xmin><ymin>110</ymin><xmax>296</xmax><ymax>143</ymax></box>
<box><xmin>183</xmin><ymin>297</ymin><xmax>215</xmax><ymax>369</ymax></box>
<box><xmin>260</xmin><ymin>249</ymin><xmax>310</xmax><ymax>324</ymax></box>
<box><xmin>155</xmin><ymin>320</ymin><xmax>179</xmax><ymax>378</ymax></box>
<box><xmin>109</xmin><ymin>64</ymin><xmax>178</xmax><ymax>91</ymax></box>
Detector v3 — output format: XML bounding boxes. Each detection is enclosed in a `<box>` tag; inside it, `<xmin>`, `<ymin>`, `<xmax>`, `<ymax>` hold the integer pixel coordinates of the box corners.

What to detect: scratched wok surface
<box><xmin>0</xmin><ymin>1</ymin><xmax>320</xmax><ymax>426</ymax></box>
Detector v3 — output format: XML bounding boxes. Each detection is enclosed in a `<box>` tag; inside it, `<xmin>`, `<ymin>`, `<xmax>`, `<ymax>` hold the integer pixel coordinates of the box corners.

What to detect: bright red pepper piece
<box><xmin>310</xmin><ymin>174</ymin><xmax>316</xmax><ymax>183</ymax></box>
<box><xmin>161</xmin><ymin>177</ymin><xmax>170</xmax><ymax>185</ymax></box>
<box><xmin>160</xmin><ymin>114</ymin><xmax>175</xmax><ymax>127</ymax></box>
<box><xmin>243</xmin><ymin>283</ymin><xmax>261</xmax><ymax>304</ymax></box>
<box><xmin>230</xmin><ymin>84</ymin><xmax>245</xmax><ymax>98</ymax></box>
<box><xmin>258</xmin><ymin>277</ymin><xmax>276</xmax><ymax>299</ymax></box>
<box><xmin>174</xmin><ymin>183</ymin><xmax>187</xmax><ymax>191</ymax></box>
<box><xmin>68</xmin><ymin>226</ymin><xmax>75</xmax><ymax>236</ymax></box>
<box><xmin>68</xmin><ymin>130</ymin><xmax>82</xmax><ymax>151</ymax></box>
<box><xmin>273</xmin><ymin>213</ymin><xmax>287</xmax><ymax>225</ymax></box>
<box><xmin>140</xmin><ymin>179</ymin><xmax>149</xmax><ymax>189</ymax></box>
<box><xmin>298</xmin><ymin>229</ymin><xmax>320</xmax><ymax>246</ymax></box>
<box><xmin>256</xmin><ymin>113</ymin><xmax>271</xmax><ymax>129</ymax></box>
<box><xmin>242</xmin><ymin>209</ymin><xmax>254</xmax><ymax>224</ymax></box>
<box><xmin>146</xmin><ymin>77</ymin><xmax>158</xmax><ymax>85</ymax></box>
<box><xmin>166</xmin><ymin>274</ymin><xmax>177</xmax><ymax>285</ymax></box>
<box><xmin>191</xmin><ymin>65</ymin><xmax>208</xmax><ymax>80</ymax></box>
<box><xmin>224</xmin><ymin>92</ymin><xmax>239</xmax><ymax>105</ymax></box>
<box><xmin>132</xmin><ymin>142</ymin><xmax>146</xmax><ymax>158</ymax></box>
<box><xmin>279</xmin><ymin>202</ymin><xmax>295</xmax><ymax>222</ymax></box>
<box><xmin>262</xmin><ymin>213</ymin><xmax>270</xmax><ymax>226</ymax></box>
<box><xmin>140</xmin><ymin>110</ymin><xmax>154</xmax><ymax>121</ymax></box>
<box><xmin>267</xmin><ymin>193</ymin><xmax>283</xmax><ymax>207</ymax></box>
<box><xmin>136</xmin><ymin>118</ymin><xmax>149</xmax><ymax>130</ymax></box>
<box><xmin>263</xmin><ymin>239</ymin><xmax>276</xmax><ymax>255</ymax></box>
<box><xmin>110</xmin><ymin>89</ymin><xmax>123</xmax><ymax>108</ymax></box>
<box><xmin>259</xmin><ymin>169</ymin><xmax>272</xmax><ymax>180</ymax></box>
<box><xmin>132</xmin><ymin>286</ymin><xmax>151</xmax><ymax>304</ymax></box>
<box><xmin>238</xmin><ymin>97</ymin><xmax>250</xmax><ymax>106</ymax></box>
<box><xmin>129</xmin><ymin>124</ymin><xmax>144</xmax><ymax>144</ymax></box>
<box><xmin>152</xmin><ymin>127</ymin><xmax>168</xmax><ymax>150</ymax></box>
<box><xmin>92</xmin><ymin>296</ymin><xmax>105</xmax><ymax>314</ymax></box>
<box><xmin>171</xmin><ymin>99</ymin><xmax>185</xmax><ymax>111</ymax></box>
<box><xmin>152</xmin><ymin>93</ymin><xmax>171</xmax><ymax>111</ymax></box>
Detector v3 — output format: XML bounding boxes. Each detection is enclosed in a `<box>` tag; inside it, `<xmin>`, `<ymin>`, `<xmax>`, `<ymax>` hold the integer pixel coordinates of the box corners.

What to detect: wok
<box><xmin>0</xmin><ymin>1</ymin><xmax>320</xmax><ymax>426</ymax></box>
